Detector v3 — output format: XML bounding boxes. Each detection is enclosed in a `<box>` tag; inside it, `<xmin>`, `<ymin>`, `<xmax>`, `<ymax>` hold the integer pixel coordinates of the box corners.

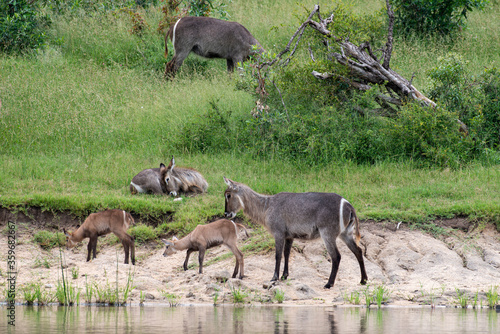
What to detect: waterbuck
<box><xmin>130</xmin><ymin>163</ymin><xmax>167</xmax><ymax>195</ymax></box>
<box><xmin>161</xmin><ymin>219</ymin><xmax>248</xmax><ymax>279</ymax></box>
<box><xmin>63</xmin><ymin>209</ymin><xmax>136</xmax><ymax>265</ymax></box>
<box><xmin>223</xmin><ymin>177</ymin><xmax>368</xmax><ymax>289</ymax></box>
<box><xmin>161</xmin><ymin>156</ymin><xmax>208</xmax><ymax>197</ymax></box>
<box><xmin>164</xmin><ymin>16</ymin><xmax>263</xmax><ymax>77</ymax></box>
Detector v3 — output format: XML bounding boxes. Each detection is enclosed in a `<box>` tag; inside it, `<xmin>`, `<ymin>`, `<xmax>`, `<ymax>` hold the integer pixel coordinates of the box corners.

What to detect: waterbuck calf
<box><xmin>63</xmin><ymin>209</ymin><xmax>136</xmax><ymax>265</ymax></box>
<box><xmin>161</xmin><ymin>156</ymin><xmax>208</xmax><ymax>197</ymax></box>
<box><xmin>130</xmin><ymin>163</ymin><xmax>167</xmax><ymax>195</ymax></box>
<box><xmin>223</xmin><ymin>177</ymin><xmax>368</xmax><ymax>289</ymax></box>
<box><xmin>164</xmin><ymin>16</ymin><xmax>263</xmax><ymax>77</ymax></box>
<box><xmin>162</xmin><ymin>219</ymin><xmax>248</xmax><ymax>279</ymax></box>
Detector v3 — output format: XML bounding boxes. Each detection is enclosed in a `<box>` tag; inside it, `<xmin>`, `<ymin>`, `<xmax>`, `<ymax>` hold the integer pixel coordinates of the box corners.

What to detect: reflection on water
<box><xmin>1</xmin><ymin>304</ymin><xmax>498</xmax><ymax>334</ymax></box>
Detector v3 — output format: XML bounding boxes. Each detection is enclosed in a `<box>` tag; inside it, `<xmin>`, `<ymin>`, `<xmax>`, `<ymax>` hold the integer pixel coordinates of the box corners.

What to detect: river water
<box><xmin>1</xmin><ymin>304</ymin><xmax>498</xmax><ymax>333</ymax></box>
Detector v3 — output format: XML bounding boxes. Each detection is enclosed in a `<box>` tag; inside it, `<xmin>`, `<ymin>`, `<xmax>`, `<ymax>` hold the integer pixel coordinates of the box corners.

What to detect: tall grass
<box><xmin>0</xmin><ymin>0</ymin><xmax>499</xmax><ymax>229</ymax></box>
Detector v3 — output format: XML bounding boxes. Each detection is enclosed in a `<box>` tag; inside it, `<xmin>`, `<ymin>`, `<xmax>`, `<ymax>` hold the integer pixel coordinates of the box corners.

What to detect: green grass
<box><xmin>1</xmin><ymin>0</ymin><xmax>500</xmax><ymax>233</ymax></box>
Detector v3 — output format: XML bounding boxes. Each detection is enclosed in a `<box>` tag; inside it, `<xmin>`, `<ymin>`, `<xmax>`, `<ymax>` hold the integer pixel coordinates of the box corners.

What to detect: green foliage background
<box><xmin>0</xmin><ymin>0</ymin><xmax>499</xmax><ymax>232</ymax></box>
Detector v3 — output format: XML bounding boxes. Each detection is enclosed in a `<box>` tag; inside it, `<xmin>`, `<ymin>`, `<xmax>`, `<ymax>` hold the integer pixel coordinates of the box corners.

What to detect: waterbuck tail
<box><xmin>354</xmin><ymin>213</ymin><xmax>361</xmax><ymax>245</ymax></box>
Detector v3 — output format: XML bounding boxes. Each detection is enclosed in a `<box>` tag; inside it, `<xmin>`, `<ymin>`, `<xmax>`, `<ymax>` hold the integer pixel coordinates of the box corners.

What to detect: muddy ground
<box><xmin>1</xmin><ymin>208</ymin><xmax>499</xmax><ymax>307</ymax></box>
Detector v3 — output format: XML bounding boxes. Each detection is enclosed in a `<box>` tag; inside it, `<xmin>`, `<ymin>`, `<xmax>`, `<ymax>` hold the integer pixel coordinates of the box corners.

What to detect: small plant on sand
<box><xmin>273</xmin><ymin>289</ymin><xmax>285</xmax><ymax>304</ymax></box>
<box><xmin>342</xmin><ymin>289</ymin><xmax>361</xmax><ymax>305</ymax></box>
<box><xmin>71</xmin><ymin>267</ymin><xmax>79</xmax><ymax>279</ymax></box>
<box><xmin>231</xmin><ymin>287</ymin><xmax>248</xmax><ymax>304</ymax></box>
<box><xmin>486</xmin><ymin>286</ymin><xmax>499</xmax><ymax>308</ymax></box>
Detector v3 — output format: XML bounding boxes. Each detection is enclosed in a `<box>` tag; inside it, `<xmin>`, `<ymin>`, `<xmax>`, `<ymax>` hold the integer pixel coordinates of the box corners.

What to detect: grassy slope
<box><xmin>0</xmin><ymin>1</ymin><xmax>499</xmax><ymax>228</ymax></box>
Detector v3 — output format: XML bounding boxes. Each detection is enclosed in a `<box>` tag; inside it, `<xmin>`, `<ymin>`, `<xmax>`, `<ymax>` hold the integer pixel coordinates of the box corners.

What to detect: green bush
<box><xmin>176</xmin><ymin>99</ymin><xmax>233</xmax><ymax>153</ymax></box>
<box><xmin>478</xmin><ymin>67</ymin><xmax>500</xmax><ymax>148</ymax></box>
<box><xmin>128</xmin><ymin>224</ymin><xmax>158</xmax><ymax>243</ymax></box>
<box><xmin>34</xmin><ymin>231</ymin><xmax>66</xmax><ymax>249</ymax></box>
<box><xmin>0</xmin><ymin>0</ymin><xmax>51</xmax><ymax>53</ymax></box>
<box><xmin>390</xmin><ymin>0</ymin><xmax>488</xmax><ymax>36</ymax></box>
<box><xmin>385</xmin><ymin>103</ymin><xmax>471</xmax><ymax>167</ymax></box>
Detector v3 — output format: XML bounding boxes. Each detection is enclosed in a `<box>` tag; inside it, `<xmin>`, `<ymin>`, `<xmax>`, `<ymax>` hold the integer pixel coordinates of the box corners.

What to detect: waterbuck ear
<box><xmin>172</xmin><ymin>236</ymin><xmax>179</xmax><ymax>241</ymax></box>
<box><xmin>167</xmin><ymin>156</ymin><xmax>175</xmax><ymax>169</ymax></box>
<box><xmin>161</xmin><ymin>238</ymin><xmax>173</xmax><ymax>246</ymax></box>
<box><xmin>160</xmin><ymin>163</ymin><xmax>166</xmax><ymax>169</ymax></box>
<box><xmin>63</xmin><ymin>228</ymin><xmax>71</xmax><ymax>237</ymax></box>
<box><xmin>224</xmin><ymin>177</ymin><xmax>235</xmax><ymax>190</ymax></box>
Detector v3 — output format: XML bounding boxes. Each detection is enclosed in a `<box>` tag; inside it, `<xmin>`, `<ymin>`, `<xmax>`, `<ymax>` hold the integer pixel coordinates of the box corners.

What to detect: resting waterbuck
<box><xmin>164</xmin><ymin>16</ymin><xmax>263</xmax><ymax>77</ymax></box>
<box><xmin>223</xmin><ymin>177</ymin><xmax>368</xmax><ymax>289</ymax></box>
<box><xmin>162</xmin><ymin>219</ymin><xmax>248</xmax><ymax>279</ymax></box>
<box><xmin>161</xmin><ymin>156</ymin><xmax>208</xmax><ymax>197</ymax></box>
<box><xmin>63</xmin><ymin>209</ymin><xmax>136</xmax><ymax>265</ymax></box>
<box><xmin>130</xmin><ymin>163</ymin><xmax>167</xmax><ymax>195</ymax></box>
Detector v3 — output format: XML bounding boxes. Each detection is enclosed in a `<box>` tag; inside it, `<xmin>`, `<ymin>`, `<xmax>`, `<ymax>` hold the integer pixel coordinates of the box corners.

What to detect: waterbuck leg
<box><xmin>272</xmin><ymin>236</ymin><xmax>285</xmax><ymax>281</ymax></box>
<box><xmin>282</xmin><ymin>238</ymin><xmax>294</xmax><ymax>280</ymax></box>
<box><xmin>228</xmin><ymin>244</ymin><xmax>244</xmax><ymax>279</ymax></box>
<box><xmin>323</xmin><ymin>238</ymin><xmax>341</xmax><ymax>289</ymax></box>
<box><xmin>87</xmin><ymin>239</ymin><xmax>93</xmax><ymax>262</ymax></box>
<box><xmin>122</xmin><ymin>239</ymin><xmax>130</xmax><ymax>264</ymax></box>
<box><xmin>88</xmin><ymin>235</ymin><xmax>98</xmax><ymax>261</ymax></box>
<box><xmin>227</xmin><ymin>59</ymin><xmax>234</xmax><ymax>72</ymax></box>
<box><xmin>129</xmin><ymin>235</ymin><xmax>136</xmax><ymax>265</ymax></box>
<box><xmin>183</xmin><ymin>249</ymin><xmax>194</xmax><ymax>271</ymax></box>
<box><xmin>340</xmin><ymin>232</ymin><xmax>368</xmax><ymax>285</ymax></box>
<box><xmin>198</xmin><ymin>248</ymin><xmax>206</xmax><ymax>274</ymax></box>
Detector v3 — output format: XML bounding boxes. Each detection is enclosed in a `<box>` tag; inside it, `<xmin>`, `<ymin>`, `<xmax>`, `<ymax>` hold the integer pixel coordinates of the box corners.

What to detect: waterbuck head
<box><xmin>223</xmin><ymin>177</ymin><xmax>244</xmax><ymax>219</ymax></box>
<box><xmin>161</xmin><ymin>156</ymin><xmax>178</xmax><ymax>196</ymax></box>
<box><xmin>63</xmin><ymin>228</ymin><xmax>77</xmax><ymax>249</ymax></box>
<box><xmin>161</xmin><ymin>237</ymin><xmax>179</xmax><ymax>257</ymax></box>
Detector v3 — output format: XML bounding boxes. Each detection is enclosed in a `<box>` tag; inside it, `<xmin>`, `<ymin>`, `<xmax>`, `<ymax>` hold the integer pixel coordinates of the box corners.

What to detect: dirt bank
<box><xmin>1</xmin><ymin>208</ymin><xmax>499</xmax><ymax>307</ymax></box>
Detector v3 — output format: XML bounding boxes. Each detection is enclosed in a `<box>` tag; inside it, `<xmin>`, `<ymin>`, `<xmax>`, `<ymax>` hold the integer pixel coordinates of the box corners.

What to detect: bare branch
<box><xmin>383</xmin><ymin>0</ymin><xmax>395</xmax><ymax>69</ymax></box>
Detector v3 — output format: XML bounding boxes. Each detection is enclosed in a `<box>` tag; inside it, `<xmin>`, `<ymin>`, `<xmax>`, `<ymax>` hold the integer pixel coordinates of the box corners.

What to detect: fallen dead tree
<box><xmin>255</xmin><ymin>2</ymin><xmax>469</xmax><ymax>132</ymax></box>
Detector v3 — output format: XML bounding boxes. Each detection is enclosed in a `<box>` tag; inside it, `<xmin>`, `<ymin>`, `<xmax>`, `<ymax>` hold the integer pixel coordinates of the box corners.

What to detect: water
<box><xmin>1</xmin><ymin>305</ymin><xmax>498</xmax><ymax>334</ymax></box>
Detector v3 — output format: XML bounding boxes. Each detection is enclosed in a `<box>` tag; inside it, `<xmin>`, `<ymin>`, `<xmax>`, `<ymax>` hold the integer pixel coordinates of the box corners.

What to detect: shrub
<box><xmin>128</xmin><ymin>224</ymin><xmax>158</xmax><ymax>243</ymax></box>
<box><xmin>176</xmin><ymin>99</ymin><xmax>233</xmax><ymax>153</ymax></box>
<box><xmin>0</xmin><ymin>0</ymin><xmax>51</xmax><ymax>53</ymax></box>
<box><xmin>390</xmin><ymin>0</ymin><xmax>489</xmax><ymax>36</ymax></box>
<box><xmin>34</xmin><ymin>230</ymin><xmax>66</xmax><ymax>249</ymax></box>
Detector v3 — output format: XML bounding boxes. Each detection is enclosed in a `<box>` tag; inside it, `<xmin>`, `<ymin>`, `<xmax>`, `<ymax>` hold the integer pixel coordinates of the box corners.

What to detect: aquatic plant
<box><xmin>486</xmin><ymin>285</ymin><xmax>499</xmax><ymax>308</ymax></box>
<box><xmin>161</xmin><ymin>291</ymin><xmax>181</xmax><ymax>307</ymax></box>
<box><xmin>373</xmin><ymin>285</ymin><xmax>391</xmax><ymax>308</ymax></box>
<box><xmin>84</xmin><ymin>275</ymin><xmax>94</xmax><ymax>304</ymax></box>
<box><xmin>455</xmin><ymin>288</ymin><xmax>469</xmax><ymax>308</ymax></box>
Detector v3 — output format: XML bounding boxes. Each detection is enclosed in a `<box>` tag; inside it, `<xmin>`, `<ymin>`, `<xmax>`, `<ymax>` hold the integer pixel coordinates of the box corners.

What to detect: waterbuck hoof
<box><xmin>324</xmin><ymin>283</ymin><xmax>332</xmax><ymax>289</ymax></box>
<box><xmin>361</xmin><ymin>279</ymin><xmax>368</xmax><ymax>285</ymax></box>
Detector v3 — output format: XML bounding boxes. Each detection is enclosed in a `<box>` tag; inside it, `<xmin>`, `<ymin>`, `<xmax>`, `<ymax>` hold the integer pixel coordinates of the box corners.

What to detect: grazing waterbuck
<box><xmin>161</xmin><ymin>219</ymin><xmax>248</xmax><ymax>279</ymax></box>
<box><xmin>161</xmin><ymin>156</ymin><xmax>208</xmax><ymax>197</ymax></box>
<box><xmin>130</xmin><ymin>163</ymin><xmax>167</xmax><ymax>195</ymax></box>
<box><xmin>223</xmin><ymin>177</ymin><xmax>368</xmax><ymax>289</ymax></box>
<box><xmin>63</xmin><ymin>209</ymin><xmax>136</xmax><ymax>265</ymax></box>
<box><xmin>164</xmin><ymin>16</ymin><xmax>263</xmax><ymax>77</ymax></box>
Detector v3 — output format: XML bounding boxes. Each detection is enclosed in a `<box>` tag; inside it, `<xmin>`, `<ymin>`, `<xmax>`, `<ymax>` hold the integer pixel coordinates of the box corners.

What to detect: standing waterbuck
<box><xmin>164</xmin><ymin>16</ymin><xmax>263</xmax><ymax>77</ymax></box>
<box><xmin>63</xmin><ymin>209</ymin><xmax>136</xmax><ymax>265</ymax></box>
<box><xmin>130</xmin><ymin>163</ymin><xmax>167</xmax><ymax>195</ymax></box>
<box><xmin>161</xmin><ymin>156</ymin><xmax>208</xmax><ymax>197</ymax></box>
<box><xmin>162</xmin><ymin>219</ymin><xmax>248</xmax><ymax>279</ymax></box>
<box><xmin>223</xmin><ymin>177</ymin><xmax>368</xmax><ymax>289</ymax></box>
